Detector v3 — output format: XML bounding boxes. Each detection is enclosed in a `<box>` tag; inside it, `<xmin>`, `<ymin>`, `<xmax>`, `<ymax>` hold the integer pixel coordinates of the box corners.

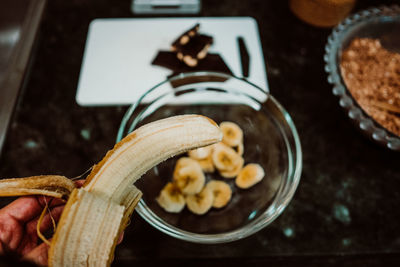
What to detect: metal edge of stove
<box><xmin>0</xmin><ymin>0</ymin><xmax>46</xmax><ymax>155</ymax></box>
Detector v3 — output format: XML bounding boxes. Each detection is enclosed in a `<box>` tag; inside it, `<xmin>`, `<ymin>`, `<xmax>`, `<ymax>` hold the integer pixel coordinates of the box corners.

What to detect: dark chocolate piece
<box><xmin>171</xmin><ymin>23</ymin><xmax>200</xmax><ymax>51</ymax></box>
<box><xmin>170</xmin><ymin>23</ymin><xmax>213</xmax><ymax>67</ymax></box>
<box><xmin>178</xmin><ymin>34</ymin><xmax>213</xmax><ymax>58</ymax></box>
<box><xmin>174</xmin><ymin>34</ymin><xmax>213</xmax><ymax>67</ymax></box>
<box><xmin>152</xmin><ymin>51</ymin><xmax>233</xmax><ymax>75</ymax></box>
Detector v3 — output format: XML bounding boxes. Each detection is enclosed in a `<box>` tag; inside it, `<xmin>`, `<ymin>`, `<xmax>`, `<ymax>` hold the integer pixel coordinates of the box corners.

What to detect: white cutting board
<box><xmin>76</xmin><ymin>17</ymin><xmax>269</xmax><ymax>106</ymax></box>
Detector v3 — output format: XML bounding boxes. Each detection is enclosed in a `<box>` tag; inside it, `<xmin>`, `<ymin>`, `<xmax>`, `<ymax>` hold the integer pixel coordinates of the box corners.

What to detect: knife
<box><xmin>237</xmin><ymin>36</ymin><xmax>250</xmax><ymax>78</ymax></box>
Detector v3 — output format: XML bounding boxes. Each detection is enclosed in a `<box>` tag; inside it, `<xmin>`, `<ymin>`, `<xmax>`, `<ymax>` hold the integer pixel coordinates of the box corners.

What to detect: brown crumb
<box><xmin>340</xmin><ymin>37</ymin><xmax>400</xmax><ymax>137</ymax></box>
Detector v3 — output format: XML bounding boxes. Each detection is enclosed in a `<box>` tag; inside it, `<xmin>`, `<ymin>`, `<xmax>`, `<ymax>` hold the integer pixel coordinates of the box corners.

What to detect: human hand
<box><xmin>0</xmin><ymin>180</ymin><xmax>124</xmax><ymax>266</ymax></box>
<box><xmin>0</xmin><ymin>195</ymin><xmax>65</xmax><ymax>266</ymax></box>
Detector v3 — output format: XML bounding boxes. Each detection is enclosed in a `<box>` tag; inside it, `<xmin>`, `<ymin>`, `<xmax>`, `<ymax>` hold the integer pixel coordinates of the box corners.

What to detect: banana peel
<box><xmin>0</xmin><ymin>175</ymin><xmax>75</xmax><ymax>199</ymax></box>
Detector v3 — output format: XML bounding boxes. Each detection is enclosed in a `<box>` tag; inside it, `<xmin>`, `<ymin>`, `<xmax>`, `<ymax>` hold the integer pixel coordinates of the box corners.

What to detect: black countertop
<box><xmin>1</xmin><ymin>0</ymin><xmax>400</xmax><ymax>265</ymax></box>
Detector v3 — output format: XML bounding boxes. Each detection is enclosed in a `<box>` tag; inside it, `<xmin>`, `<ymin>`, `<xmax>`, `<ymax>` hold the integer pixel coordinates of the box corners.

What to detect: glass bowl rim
<box><xmin>117</xmin><ymin>71</ymin><xmax>302</xmax><ymax>243</ymax></box>
<box><xmin>324</xmin><ymin>5</ymin><xmax>400</xmax><ymax>151</ymax></box>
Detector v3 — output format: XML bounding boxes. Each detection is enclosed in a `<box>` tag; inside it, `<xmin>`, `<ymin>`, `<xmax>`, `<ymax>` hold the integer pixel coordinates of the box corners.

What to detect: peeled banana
<box><xmin>206</xmin><ymin>180</ymin><xmax>232</xmax><ymax>208</ymax></box>
<box><xmin>185</xmin><ymin>186</ymin><xmax>214</xmax><ymax>215</ymax></box>
<box><xmin>84</xmin><ymin>115</ymin><xmax>222</xmax><ymax>204</ymax></box>
<box><xmin>156</xmin><ymin>182</ymin><xmax>185</xmax><ymax>213</ymax></box>
<box><xmin>235</xmin><ymin>163</ymin><xmax>265</xmax><ymax>189</ymax></box>
<box><xmin>0</xmin><ymin>114</ymin><xmax>222</xmax><ymax>267</ymax></box>
<box><xmin>48</xmin><ymin>188</ymin><xmax>125</xmax><ymax>267</ymax></box>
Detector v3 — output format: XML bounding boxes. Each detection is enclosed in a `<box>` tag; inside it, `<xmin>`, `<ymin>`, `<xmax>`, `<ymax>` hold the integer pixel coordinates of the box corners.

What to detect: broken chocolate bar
<box><xmin>175</xmin><ymin>34</ymin><xmax>213</xmax><ymax>67</ymax></box>
<box><xmin>152</xmin><ymin>51</ymin><xmax>233</xmax><ymax>75</ymax></box>
<box><xmin>171</xmin><ymin>23</ymin><xmax>200</xmax><ymax>50</ymax></box>
<box><xmin>170</xmin><ymin>24</ymin><xmax>213</xmax><ymax>67</ymax></box>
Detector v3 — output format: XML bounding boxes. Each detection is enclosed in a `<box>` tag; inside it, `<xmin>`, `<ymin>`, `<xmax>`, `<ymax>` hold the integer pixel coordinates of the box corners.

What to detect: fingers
<box><xmin>0</xmin><ymin>196</ymin><xmax>66</xmax><ymax>225</ymax></box>
<box><xmin>0</xmin><ymin>216</ymin><xmax>25</xmax><ymax>253</ymax></box>
<box><xmin>0</xmin><ymin>197</ymin><xmax>44</xmax><ymax>224</ymax></box>
<box><xmin>117</xmin><ymin>231</ymin><xmax>124</xmax><ymax>244</ymax></box>
<box><xmin>23</xmin><ymin>242</ymin><xmax>49</xmax><ymax>267</ymax></box>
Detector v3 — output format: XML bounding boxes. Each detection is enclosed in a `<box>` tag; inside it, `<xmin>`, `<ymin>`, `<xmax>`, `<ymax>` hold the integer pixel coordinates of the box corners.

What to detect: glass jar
<box><xmin>289</xmin><ymin>0</ymin><xmax>356</xmax><ymax>27</ymax></box>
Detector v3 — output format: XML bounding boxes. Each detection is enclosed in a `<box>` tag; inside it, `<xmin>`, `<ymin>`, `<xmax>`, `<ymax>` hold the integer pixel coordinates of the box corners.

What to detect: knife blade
<box><xmin>237</xmin><ymin>36</ymin><xmax>250</xmax><ymax>78</ymax></box>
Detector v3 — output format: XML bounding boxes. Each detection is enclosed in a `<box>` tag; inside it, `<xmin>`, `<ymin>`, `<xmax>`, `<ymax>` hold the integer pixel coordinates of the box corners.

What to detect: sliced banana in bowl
<box><xmin>236</xmin><ymin>163</ymin><xmax>265</xmax><ymax>189</ymax></box>
<box><xmin>173</xmin><ymin>157</ymin><xmax>205</xmax><ymax>195</ymax></box>
<box><xmin>219</xmin><ymin>156</ymin><xmax>244</xmax><ymax>179</ymax></box>
<box><xmin>188</xmin><ymin>146</ymin><xmax>213</xmax><ymax>160</ymax></box>
<box><xmin>196</xmin><ymin>154</ymin><xmax>215</xmax><ymax>173</ymax></box>
<box><xmin>185</xmin><ymin>186</ymin><xmax>214</xmax><ymax>215</ymax></box>
<box><xmin>220</xmin><ymin>121</ymin><xmax>243</xmax><ymax>147</ymax></box>
<box><xmin>156</xmin><ymin>182</ymin><xmax>186</xmax><ymax>213</ymax></box>
<box><xmin>212</xmin><ymin>143</ymin><xmax>242</xmax><ymax>173</ymax></box>
<box><xmin>206</xmin><ymin>180</ymin><xmax>232</xmax><ymax>208</ymax></box>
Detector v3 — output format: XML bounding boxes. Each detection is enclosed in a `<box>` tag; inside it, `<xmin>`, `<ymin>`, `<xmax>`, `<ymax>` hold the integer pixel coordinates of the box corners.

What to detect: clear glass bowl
<box><xmin>117</xmin><ymin>72</ymin><xmax>302</xmax><ymax>243</ymax></box>
<box><xmin>324</xmin><ymin>5</ymin><xmax>400</xmax><ymax>151</ymax></box>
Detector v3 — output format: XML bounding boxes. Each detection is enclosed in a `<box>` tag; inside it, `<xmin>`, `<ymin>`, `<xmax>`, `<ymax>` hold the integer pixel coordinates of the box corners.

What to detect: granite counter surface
<box><xmin>1</xmin><ymin>0</ymin><xmax>400</xmax><ymax>265</ymax></box>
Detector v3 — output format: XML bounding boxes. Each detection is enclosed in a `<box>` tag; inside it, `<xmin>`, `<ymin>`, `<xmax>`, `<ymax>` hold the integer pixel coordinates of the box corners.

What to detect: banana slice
<box><xmin>173</xmin><ymin>157</ymin><xmax>201</xmax><ymax>181</ymax></box>
<box><xmin>212</xmin><ymin>143</ymin><xmax>242</xmax><ymax>172</ymax></box>
<box><xmin>188</xmin><ymin>145</ymin><xmax>213</xmax><ymax>160</ymax></box>
<box><xmin>156</xmin><ymin>182</ymin><xmax>185</xmax><ymax>213</ymax></box>
<box><xmin>219</xmin><ymin>156</ymin><xmax>244</xmax><ymax>178</ymax></box>
<box><xmin>206</xmin><ymin>180</ymin><xmax>232</xmax><ymax>208</ymax></box>
<box><xmin>185</xmin><ymin>186</ymin><xmax>214</xmax><ymax>215</ymax></box>
<box><xmin>173</xmin><ymin>157</ymin><xmax>196</xmax><ymax>172</ymax></box>
<box><xmin>173</xmin><ymin>158</ymin><xmax>205</xmax><ymax>195</ymax></box>
<box><xmin>220</xmin><ymin>121</ymin><xmax>243</xmax><ymax>147</ymax></box>
<box><xmin>196</xmin><ymin>154</ymin><xmax>215</xmax><ymax>173</ymax></box>
<box><xmin>235</xmin><ymin>163</ymin><xmax>265</xmax><ymax>189</ymax></box>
